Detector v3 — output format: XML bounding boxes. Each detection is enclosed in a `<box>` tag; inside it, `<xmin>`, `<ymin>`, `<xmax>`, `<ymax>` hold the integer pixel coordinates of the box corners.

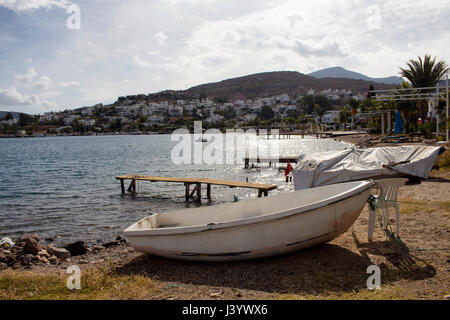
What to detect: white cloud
<box><xmin>0</xmin><ymin>0</ymin><xmax>72</xmax><ymax>12</ymax></box>
<box><xmin>25</xmin><ymin>57</ymin><xmax>33</xmax><ymax>64</ymax></box>
<box><xmin>33</xmin><ymin>75</ymin><xmax>52</xmax><ymax>90</ymax></box>
<box><xmin>14</xmin><ymin>67</ymin><xmax>37</xmax><ymax>85</ymax></box>
<box><xmin>59</xmin><ymin>81</ymin><xmax>80</xmax><ymax>87</ymax></box>
<box><xmin>154</xmin><ymin>32</ymin><xmax>168</xmax><ymax>46</ymax></box>
<box><xmin>0</xmin><ymin>86</ymin><xmax>39</xmax><ymax>106</ymax></box>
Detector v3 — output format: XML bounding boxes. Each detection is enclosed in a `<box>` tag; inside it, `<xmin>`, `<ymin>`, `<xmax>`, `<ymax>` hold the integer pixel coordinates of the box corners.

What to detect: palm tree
<box><xmin>399</xmin><ymin>55</ymin><xmax>449</xmax><ymax>120</ymax></box>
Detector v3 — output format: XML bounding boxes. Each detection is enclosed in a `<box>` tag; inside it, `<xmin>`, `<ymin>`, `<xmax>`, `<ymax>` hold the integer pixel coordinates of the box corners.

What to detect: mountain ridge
<box><xmin>182</xmin><ymin>71</ymin><xmax>396</xmax><ymax>101</ymax></box>
<box><xmin>308</xmin><ymin>66</ymin><xmax>403</xmax><ymax>85</ymax></box>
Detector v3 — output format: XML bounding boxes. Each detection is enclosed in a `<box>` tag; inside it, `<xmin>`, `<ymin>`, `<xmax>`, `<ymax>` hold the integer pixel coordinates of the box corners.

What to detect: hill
<box><xmin>183</xmin><ymin>71</ymin><xmax>396</xmax><ymax>101</ymax></box>
<box><xmin>308</xmin><ymin>67</ymin><xmax>403</xmax><ymax>85</ymax></box>
<box><xmin>0</xmin><ymin>111</ymin><xmax>22</xmax><ymax>119</ymax></box>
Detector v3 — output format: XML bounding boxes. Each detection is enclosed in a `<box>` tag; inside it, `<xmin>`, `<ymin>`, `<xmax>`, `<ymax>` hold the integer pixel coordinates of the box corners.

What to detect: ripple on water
<box><xmin>0</xmin><ymin>135</ymin><xmax>351</xmax><ymax>245</ymax></box>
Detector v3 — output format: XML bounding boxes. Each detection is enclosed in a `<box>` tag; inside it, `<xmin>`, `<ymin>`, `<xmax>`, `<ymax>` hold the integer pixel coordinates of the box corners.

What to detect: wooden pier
<box><xmin>244</xmin><ymin>156</ymin><xmax>298</xmax><ymax>169</ymax></box>
<box><xmin>115</xmin><ymin>175</ymin><xmax>277</xmax><ymax>202</ymax></box>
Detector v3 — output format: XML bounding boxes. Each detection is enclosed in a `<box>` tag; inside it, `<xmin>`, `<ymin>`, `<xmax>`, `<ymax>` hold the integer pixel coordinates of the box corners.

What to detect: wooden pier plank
<box><xmin>115</xmin><ymin>175</ymin><xmax>277</xmax><ymax>191</ymax></box>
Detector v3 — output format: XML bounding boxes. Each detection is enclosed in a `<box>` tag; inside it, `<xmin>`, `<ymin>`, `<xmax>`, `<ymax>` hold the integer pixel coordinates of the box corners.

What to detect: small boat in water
<box><xmin>124</xmin><ymin>180</ymin><xmax>373</xmax><ymax>261</ymax></box>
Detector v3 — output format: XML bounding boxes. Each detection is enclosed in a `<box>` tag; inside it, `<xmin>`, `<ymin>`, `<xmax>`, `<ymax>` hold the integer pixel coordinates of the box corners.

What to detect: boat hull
<box><xmin>125</xmin><ymin>188</ymin><xmax>371</xmax><ymax>261</ymax></box>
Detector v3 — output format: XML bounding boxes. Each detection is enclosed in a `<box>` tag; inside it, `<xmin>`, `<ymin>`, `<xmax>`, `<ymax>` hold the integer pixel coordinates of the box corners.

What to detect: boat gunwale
<box><xmin>124</xmin><ymin>181</ymin><xmax>372</xmax><ymax>237</ymax></box>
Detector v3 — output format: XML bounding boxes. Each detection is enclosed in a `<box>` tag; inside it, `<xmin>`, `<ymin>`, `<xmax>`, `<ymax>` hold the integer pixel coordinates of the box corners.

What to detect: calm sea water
<box><xmin>0</xmin><ymin>135</ymin><xmax>351</xmax><ymax>246</ymax></box>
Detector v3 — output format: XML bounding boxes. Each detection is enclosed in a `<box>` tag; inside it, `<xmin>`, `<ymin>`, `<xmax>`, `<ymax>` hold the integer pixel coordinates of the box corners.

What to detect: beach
<box><xmin>1</xmin><ymin>143</ymin><xmax>449</xmax><ymax>300</ymax></box>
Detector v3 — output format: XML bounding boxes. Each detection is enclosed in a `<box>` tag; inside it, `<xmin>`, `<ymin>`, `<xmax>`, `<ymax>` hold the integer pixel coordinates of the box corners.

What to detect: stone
<box><xmin>116</xmin><ymin>236</ymin><xmax>127</xmax><ymax>244</ymax></box>
<box><xmin>19</xmin><ymin>254</ymin><xmax>34</xmax><ymax>266</ymax></box>
<box><xmin>37</xmin><ymin>250</ymin><xmax>50</xmax><ymax>259</ymax></box>
<box><xmin>93</xmin><ymin>245</ymin><xmax>105</xmax><ymax>252</ymax></box>
<box><xmin>0</xmin><ymin>250</ymin><xmax>6</xmax><ymax>263</ymax></box>
<box><xmin>47</xmin><ymin>245</ymin><xmax>71</xmax><ymax>260</ymax></box>
<box><xmin>65</xmin><ymin>241</ymin><xmax>87</xmax><ymax>256</ymax></box>
<box><xmin>48</xmin><ymin>256</ymin><xmax>58</xmax><ymax>265</ymax></box>
<box><xmin>102</xmin><ymin>241</ymin><xmax>120</xmax><ymax>248</ymax></box>
<box><xmin>0</xmin><ymin>262</ymin><xmax>8</xmax><ymax>271</ymax></box>
<box><xmin>16</xmin><ymin>235</ymin><xmax>42</xmax><ymax>255</ymax></box>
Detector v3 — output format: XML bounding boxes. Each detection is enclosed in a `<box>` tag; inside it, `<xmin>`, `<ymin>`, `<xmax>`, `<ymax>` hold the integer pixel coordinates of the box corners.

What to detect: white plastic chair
<box><xmin>368</xmin><ymin>178</ymin><xmax>408</xmax><ymax>241</ymax></box>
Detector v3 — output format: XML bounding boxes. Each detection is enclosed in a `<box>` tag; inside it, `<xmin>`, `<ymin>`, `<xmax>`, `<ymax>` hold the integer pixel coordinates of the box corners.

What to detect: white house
<box><xmin>322</xmin><ymin>110</ymin><xmax>340</xmax><ymax>124</ymax></box>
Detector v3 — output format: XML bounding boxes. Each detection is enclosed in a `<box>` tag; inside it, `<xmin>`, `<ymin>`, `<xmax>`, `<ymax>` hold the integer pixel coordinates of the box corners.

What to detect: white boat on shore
<box><xmin>124</xmin><ymin>180</ymin><xmax>373</xmax><ymax>261</ymax></box>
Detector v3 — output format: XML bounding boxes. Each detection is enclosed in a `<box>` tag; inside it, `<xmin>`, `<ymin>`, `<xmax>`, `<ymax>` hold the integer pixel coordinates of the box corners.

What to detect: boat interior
<box><xmin>131</xmin><ymin>181</ymin><xmax>370</xmax><ymax>230</ymax></box>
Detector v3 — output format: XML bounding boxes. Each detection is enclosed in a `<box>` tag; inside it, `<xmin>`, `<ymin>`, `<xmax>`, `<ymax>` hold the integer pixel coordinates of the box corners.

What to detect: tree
<box><xmin>4</xmin><ymin>112</ymin><xmax>13</xmax><ymax>121</ymax></box>
<box><xmin>19</xmin><ymin>113</ymin><xmax>34</xmax><ymax>127</ymax></box>
<box><xmin>314</xmin><ymin>104</ymin><xmax>325</xmax><ymax>124</ymax></box>
<box><xmin>260</xmin><ymin>106</ymin><xmax>275</xmax><ymax>120</ymax></box>
<box><xmin>400</xmin><ymin>55</ymin><xmax>449</xmax><ymax>120</ymax></box>
<box><xmin>339</xmin><ymin>107</ymin><xmax>351</xmax><ymax>131</ymax></box>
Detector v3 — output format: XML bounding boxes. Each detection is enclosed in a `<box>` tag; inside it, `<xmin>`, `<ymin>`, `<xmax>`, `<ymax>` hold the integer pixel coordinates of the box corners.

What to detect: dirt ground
<box><xmin>1</xmin><ymin>167</ymin><xmax>448</xmax><ymax>300</ymax></box>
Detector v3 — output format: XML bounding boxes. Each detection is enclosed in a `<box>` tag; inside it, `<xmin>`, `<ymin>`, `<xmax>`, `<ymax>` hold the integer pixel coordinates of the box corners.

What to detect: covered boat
<box><xmin>293</xmin><ymin>146</ymin><xmax>443</xmax><ymax>190</ymax></box>
<box><xmin>124</xmin><ymin>181</ymin><xmax>372</xmax><ymax>261</ymax></box>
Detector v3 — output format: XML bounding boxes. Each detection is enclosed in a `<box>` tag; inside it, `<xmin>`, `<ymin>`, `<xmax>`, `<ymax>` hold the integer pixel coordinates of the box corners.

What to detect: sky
<box><xmin>0</xmin><ymin>0</ymin><xmax>449</xmax><ymax>114</ymax></box>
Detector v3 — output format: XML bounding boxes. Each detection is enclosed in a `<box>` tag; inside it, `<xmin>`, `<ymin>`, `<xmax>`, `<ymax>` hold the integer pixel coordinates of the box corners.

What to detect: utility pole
<box><xmin>447</xmin><ymin>74</ymin><xmax>449</xmax><ymax>142</ymax></box>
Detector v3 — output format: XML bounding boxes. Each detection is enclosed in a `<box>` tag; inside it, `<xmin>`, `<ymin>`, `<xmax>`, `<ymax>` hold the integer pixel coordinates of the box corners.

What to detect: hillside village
<box><xmin>0</xmin><ymin>88</ymin><xmax>366</xmax><ymax>136</ymax></box>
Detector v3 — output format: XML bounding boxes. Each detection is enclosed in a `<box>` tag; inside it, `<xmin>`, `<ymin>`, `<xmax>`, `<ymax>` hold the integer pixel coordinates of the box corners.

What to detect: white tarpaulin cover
<box><xmin>293</xmin><ymin>146</ymin><xmax>443</xmax><ymax>190</ymax></box>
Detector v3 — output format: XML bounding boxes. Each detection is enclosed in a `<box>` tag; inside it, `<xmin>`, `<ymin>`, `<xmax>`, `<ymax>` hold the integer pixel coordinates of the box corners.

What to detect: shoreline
<box><xmin>1</xmin><ymin>136</ymin><xmax>449</xmax><ymax>300</ymax></box>
<box><xmin>1</xmin><ymin>167</ymin><xmax>449</xmax><ymax>299</ymax></box>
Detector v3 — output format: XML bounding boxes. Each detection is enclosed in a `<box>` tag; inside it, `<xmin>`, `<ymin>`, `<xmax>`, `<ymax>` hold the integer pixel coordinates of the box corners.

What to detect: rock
<box><xmin>48</xmin><ymin>256</ymin><xmax>58</xmax><ymax>265</ymax></box>
<box><xmin>102</xmin><ymin>241</ymin><xmax>120</xmax><ymax>248</ymax></box>
<box><xmin>446</xmin><ymin>295</ymin><xmax>450</xmax><ymax>300</ymax></box>
<box><xmin>19</xmin><ymin>254</ymin><xmax>34</xmax><ymax>266</ymax></box>
<box><xmin>116</xmin><ymin>236</ymin><xmax>127</xmax><ymax>244</ymax></box>
<box><xmin>37</xmin><ymin>250</ymin><xmax>50</xmax><ymax>259</ymax></box>
<box><xmin>45</xmin><ymin>237</ymin><xmax>54</xmax><ymax>243</ymax></box>
<box><xmin>16</xmin><ymin>234</ymin><xmax>42</xmax><ymax>255</ymax></box>
<box><xmin>47</xmin><ymin>245</ymin><xmax>71</xmax><ymax>260</ymax></box>
<box><xmin>93</xmin><ymin>245</ymin><xmax>105</xmax><ymax>252</ymax></box>
<box><xmin>37</xmin><ymin>255</ymin><xmax>49</xmax><ymax>264</ymax></box>
<box><xmin>2</xmin><ymin>251</ymin><xmax>15</xmax><ymax>266</ymax></box>
<box><xmin>65</xmin><ymin>241</ymin><xmax>87</xmax><ymax>256</ymax></box>
<box><xmin>31</xmin><ymin>255</ymin><xmax>42</xmax><ymax>265</ymax></box>
<box><xmin>0</xmin><ymin>250</ymin><xmax>6</xmax><ymax>263</ymax></box>
<box><xmin>0</xmin><ymin>262</ymin><xmax>8</xmax><ymax>271</ymax></box>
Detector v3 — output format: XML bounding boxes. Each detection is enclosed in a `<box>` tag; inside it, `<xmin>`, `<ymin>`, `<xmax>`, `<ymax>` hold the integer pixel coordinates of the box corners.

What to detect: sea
<box><xmin>0</xmin><ymin>134</ymin><xmax>351</xmax><ymax>246</ymax></box>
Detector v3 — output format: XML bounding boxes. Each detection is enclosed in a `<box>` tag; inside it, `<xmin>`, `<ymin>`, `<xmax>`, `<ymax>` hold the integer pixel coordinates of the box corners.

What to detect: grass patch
<box><xmin>438</xmin><ymin>149</ymin><xmax>450</xmax><ymax>169</ymax></box>
<box><xmin>274</xmin><ymin>286</ymin><xmax>408</xmax><ymax>300</ymax></box>
<box><xmin>398</xmin><ymin>200</ymin><xmax>450</xmax><ymax>215</ymax></box>
<box><xmin>0</xmin><ymin>268</ymin><xmax>156</xmax><ymax>300</ymax></box>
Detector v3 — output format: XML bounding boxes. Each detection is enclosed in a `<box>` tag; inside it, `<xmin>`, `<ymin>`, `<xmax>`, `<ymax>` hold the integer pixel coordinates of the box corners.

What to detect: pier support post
<box><xmin>120</xmin><ymin>179</ymin><xmax>125</xmax><ymax>194</ymax></box>
<box><xmin>185</xmin><ymin>183</ymin><xmax>190</xmax><ymax>202</ymax></box>
<box><xmin>127</xmin><ymin>179</ymin><xmax>136</xmax><ymax>193</ymax></box>
<box><xmin>196</xmin><ymin>183</ymin><xmax>202</xmax><ymax>203</ymax></box>
<box><xmin>207</xmin><ymin>184</ymin><xmax>211</xmax><ymax>200</ymax></box>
